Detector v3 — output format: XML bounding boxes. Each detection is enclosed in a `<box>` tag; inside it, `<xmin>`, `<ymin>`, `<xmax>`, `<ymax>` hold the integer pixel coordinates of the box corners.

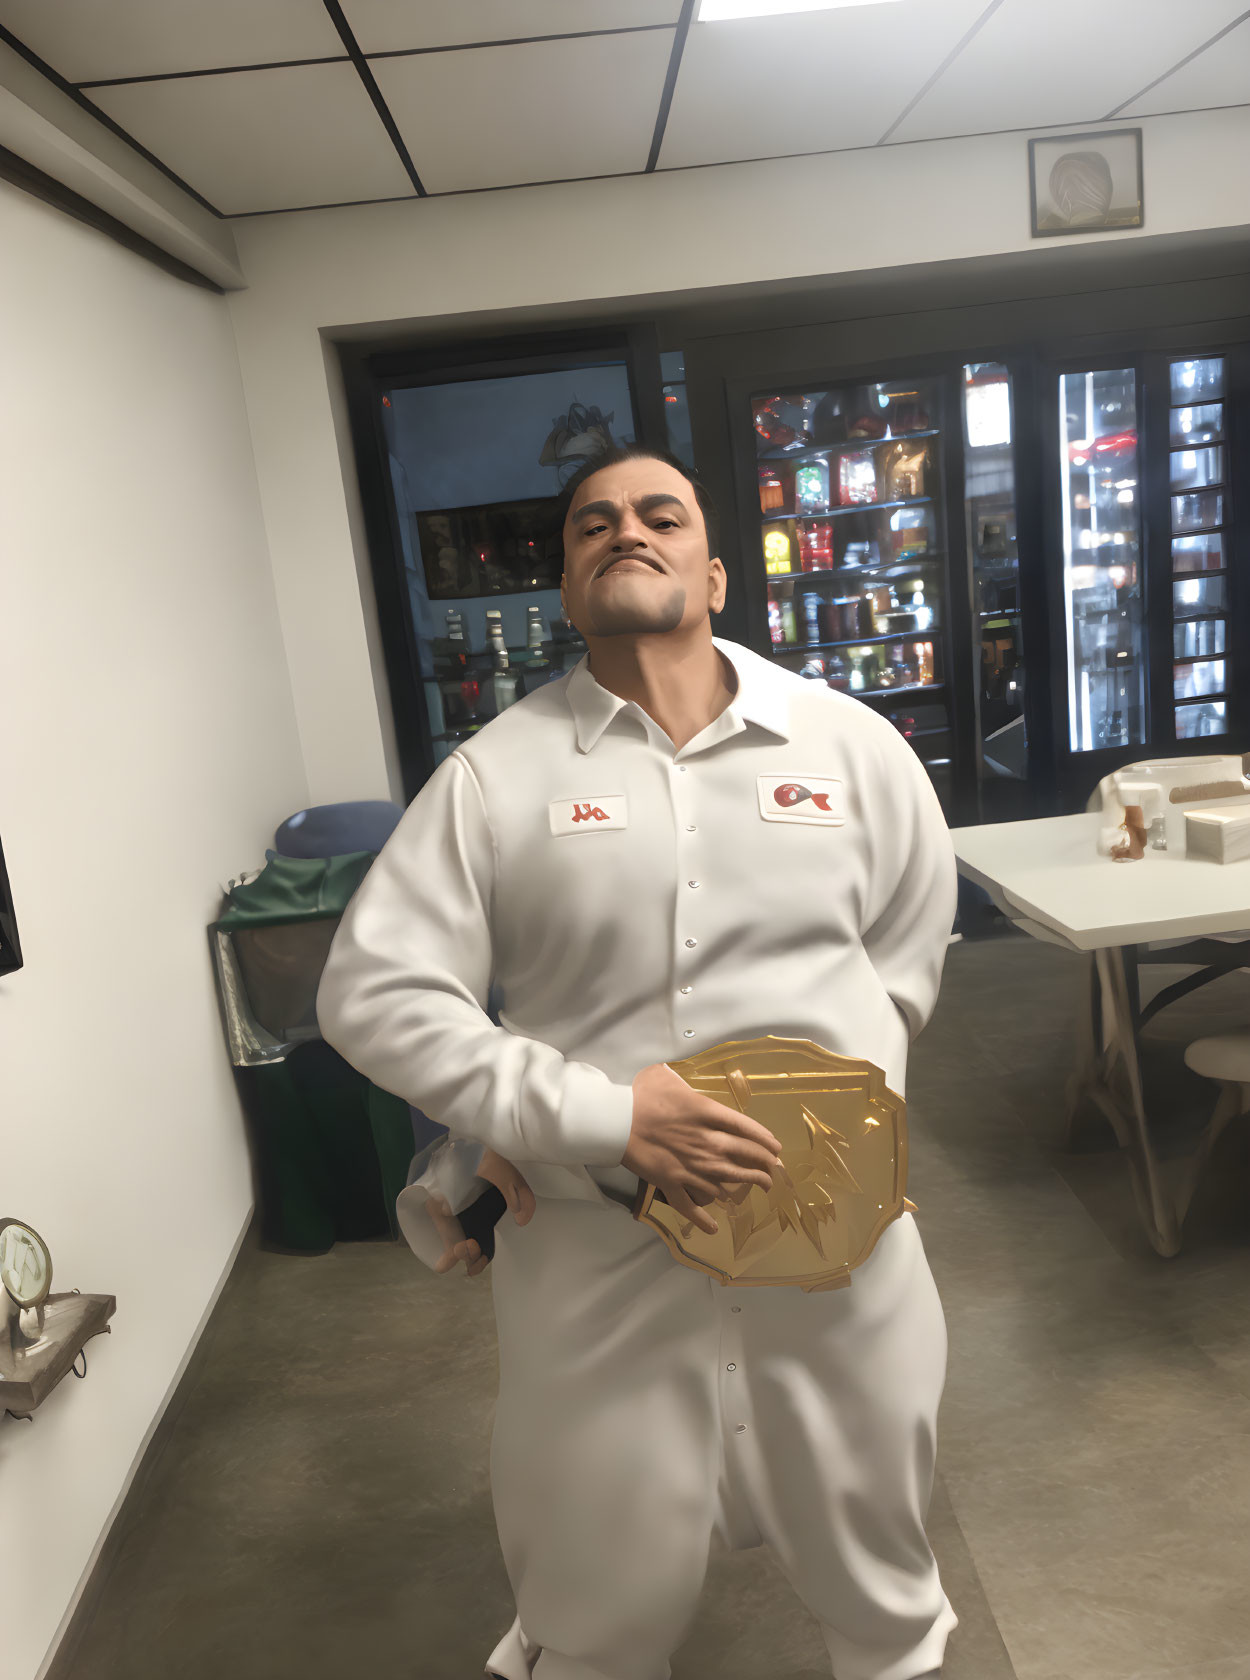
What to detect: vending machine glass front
<box><xmin>1168</xmin><ymin>355</ymin><xmax>1231</xmax><ymax>740</ymax></box>
<box><xmin>381</xmin><ymin>362</ymin><xmax>638</xmax><ymax>767</ymax></box>
<box><xmin>1057</xmin><ymin>367</ymin><xmax>1146</xmax><ymax>752</ymax></box>
<box><xmin>963</xmin><ymin>361</ymin><xmax>1027</xmax><ymax>804</ymax></box>
<box><xmin>751</xmin><ymin>375</ymin><xmax>952</xmax><ymax>803</ymax></box>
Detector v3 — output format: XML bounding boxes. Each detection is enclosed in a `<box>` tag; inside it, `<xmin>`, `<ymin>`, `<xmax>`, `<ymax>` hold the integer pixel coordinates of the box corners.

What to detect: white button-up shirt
<box><xmin>316</xmin><ymin>634</ymin><xmax>957</xmax><ymax>1211</ymax></box>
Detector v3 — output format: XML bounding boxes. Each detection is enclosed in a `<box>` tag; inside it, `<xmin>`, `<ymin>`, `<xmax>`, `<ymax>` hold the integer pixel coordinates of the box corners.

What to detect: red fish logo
<box><xmin>773</xmin><ymin>782</ymin><xmax>833</xmax><ymax>812</ymax></box>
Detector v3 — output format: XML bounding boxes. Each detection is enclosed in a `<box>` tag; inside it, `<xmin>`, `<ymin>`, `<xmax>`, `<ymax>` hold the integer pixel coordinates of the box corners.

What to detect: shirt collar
<box><xmin>564</xmin><ymin>635</ymin><xmax>791</xmax><ymax>755</ymax></box>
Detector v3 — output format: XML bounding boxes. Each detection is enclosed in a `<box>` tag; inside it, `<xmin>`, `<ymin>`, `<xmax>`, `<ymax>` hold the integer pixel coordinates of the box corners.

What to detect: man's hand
<box><xmin>429</xmin><ymin>1148</ymin><xmax>536</xmax><ymax>1277</ymax></box>
<box><xmin>623</xmin><ymin>1062</ymin><xmax>783</xmax><ymax>1237</ymax></box>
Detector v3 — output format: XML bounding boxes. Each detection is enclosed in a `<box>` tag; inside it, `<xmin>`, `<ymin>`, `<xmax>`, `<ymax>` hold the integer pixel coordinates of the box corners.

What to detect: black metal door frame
<box><xmin>336</xmin><ymin>324</ymin><xmax>669</xmax><ymax>800</ymax></box>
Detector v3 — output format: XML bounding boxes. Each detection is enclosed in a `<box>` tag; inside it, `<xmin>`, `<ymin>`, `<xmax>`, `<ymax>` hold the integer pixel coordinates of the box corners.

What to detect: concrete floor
<box><xmin>55</xmin><ymin>930</ymin><xmax>1250</xmax><ymax>1680</ymax></box>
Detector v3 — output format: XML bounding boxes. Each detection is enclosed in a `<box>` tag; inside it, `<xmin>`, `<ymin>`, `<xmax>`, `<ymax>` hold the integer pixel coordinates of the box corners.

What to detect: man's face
<box><xmin>560</xmin><ymin>456</ymin><xmax>726</xmax><ymax>641</ymax></box>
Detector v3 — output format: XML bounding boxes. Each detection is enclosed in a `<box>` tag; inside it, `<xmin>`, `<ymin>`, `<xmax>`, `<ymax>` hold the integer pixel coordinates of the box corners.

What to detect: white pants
<box><xmin>483</xmin><ymin>1201</ymin><xmax>956</xmax><ymax>1680</ymax></box>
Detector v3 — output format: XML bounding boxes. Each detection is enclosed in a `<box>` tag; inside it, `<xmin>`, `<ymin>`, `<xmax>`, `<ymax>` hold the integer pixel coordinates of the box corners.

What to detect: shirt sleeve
<box><xmin>315</xmin><ymin>751</ymin><xmax>636</xmax><ymax>1167</ymax></box>
<box><xmin>857</xmin><ymin>727</ymin><xmax>958</xmax><ymax>1040</ymax></box>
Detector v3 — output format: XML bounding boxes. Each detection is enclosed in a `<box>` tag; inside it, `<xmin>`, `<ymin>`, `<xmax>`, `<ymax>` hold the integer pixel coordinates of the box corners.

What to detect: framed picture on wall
<box><xmin>1029</xmin><ymin>129</ymin><xmax>1143</xmax><ymax>237</ymax></box>
<box><xmin>0</xmin><ymin>835</ymin><xmax>22</xmax><ymax>975</ymax></box>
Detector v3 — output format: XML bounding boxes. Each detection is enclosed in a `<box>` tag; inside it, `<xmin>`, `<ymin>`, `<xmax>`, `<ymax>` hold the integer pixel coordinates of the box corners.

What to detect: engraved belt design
<box><xmin>632</xmin><ymin>1035</ymin><xmax>914</xmax><ymax>1291</ymax></box>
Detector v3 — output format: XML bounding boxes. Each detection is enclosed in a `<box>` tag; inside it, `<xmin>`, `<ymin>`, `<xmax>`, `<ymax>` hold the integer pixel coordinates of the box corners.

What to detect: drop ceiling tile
<box><xmin>371</xmin><ymin>29</ymin><xmax>674</xmax><ymax>193</ymax></box>
<box><xmin>889</xmin><ymin>0</ymin><xmax>1250</xmax><ymax>142</ymax></box>
<box><xmin>343</xmin><ymin>0</ymin><xmax>680</xmax><ymax>56</ymax></box>
<box><xmin>1118</xmin><ymin>18</ymin><xmax>1250</xmax><ymax>117</ymax></box>
<box><xmin>0</xmin><ymin>0</ymin><xmax>346</xmax><ymax>84</ymax></box>
<box><xmin>87</xmin><ymin>61</ymin><xmax>414</xmax><ymax>215</ymax></box>
<box><xmin>659</xmin><ymin>0</ymin><xmax>989</xmax><ymax>168</ymax></box>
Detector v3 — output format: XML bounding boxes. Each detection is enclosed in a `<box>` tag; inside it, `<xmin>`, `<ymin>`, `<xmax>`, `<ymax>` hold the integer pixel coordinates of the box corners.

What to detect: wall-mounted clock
<box><xmin>0</xmin><ymin>1219</ymin><xmax>53</xmax><ymax>1312</ymax></box>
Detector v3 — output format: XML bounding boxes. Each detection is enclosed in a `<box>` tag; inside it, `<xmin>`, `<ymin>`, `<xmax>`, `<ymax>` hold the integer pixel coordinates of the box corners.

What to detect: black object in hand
<box><xmin>454</xmin><ymin>1184</ymin><xmax>508</xmax><ymax>1262</ymax></box>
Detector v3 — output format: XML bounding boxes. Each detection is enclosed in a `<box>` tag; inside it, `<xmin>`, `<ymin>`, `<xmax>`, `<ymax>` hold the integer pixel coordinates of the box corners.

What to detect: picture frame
<box><xmin>1029</xmin><ymin>129</ymin><xmax>1144</xmax><ymax>238</ymax></box>
<box><xmin>0</xmin><ymin>835</ymin><xmax>22</xmax><ymax>976</ymax></box>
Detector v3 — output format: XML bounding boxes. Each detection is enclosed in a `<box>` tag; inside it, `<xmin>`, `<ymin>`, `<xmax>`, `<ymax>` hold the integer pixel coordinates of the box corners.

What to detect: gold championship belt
<box><xmin>631</xmin><ymin>1035</ymin><xmax>915</xmax><ymax>1291</ymax></box>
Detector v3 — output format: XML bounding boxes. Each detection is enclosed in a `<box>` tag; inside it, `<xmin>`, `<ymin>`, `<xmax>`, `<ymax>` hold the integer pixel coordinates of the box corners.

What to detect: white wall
<box><xmin>225</xmin><ymin>106</ymin><xmax>1250</xmax><ymax>805</ymax></box>
<box><xmin>0</xmin><ymin>180</ymin><xmax>307</xmax><ymax>1680</ymax></box>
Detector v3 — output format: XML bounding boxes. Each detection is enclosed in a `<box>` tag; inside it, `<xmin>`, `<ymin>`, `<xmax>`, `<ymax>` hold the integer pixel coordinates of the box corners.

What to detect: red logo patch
<box><xmin>773</xmin><ymin>782</ymin><xmax>833</xmax><ymax>812</ymax></box>
<box><xmin>571</xmin><ymin>803</ymin><xmax>611</xmax><ymax>823</ymax></box>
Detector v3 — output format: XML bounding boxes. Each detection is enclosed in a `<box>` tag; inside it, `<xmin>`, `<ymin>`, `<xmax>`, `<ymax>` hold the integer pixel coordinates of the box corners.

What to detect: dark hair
<box><xmin>554</xmin><ymin>444</ymin><xmax>720</xmax><ymax>560</ymax></box>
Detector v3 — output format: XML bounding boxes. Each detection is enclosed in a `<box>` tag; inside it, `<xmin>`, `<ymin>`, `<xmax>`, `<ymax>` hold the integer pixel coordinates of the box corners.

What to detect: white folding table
<box><xmin>951</xmin><ymin>809</ymin><xmax>1250</xmax><ymax>1255</ymax></box>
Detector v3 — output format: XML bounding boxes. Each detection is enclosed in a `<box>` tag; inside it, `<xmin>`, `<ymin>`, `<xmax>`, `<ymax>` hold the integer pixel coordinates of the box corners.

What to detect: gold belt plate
<box><xmin>632</xmin><ymin>1035</ymin><xmax>912</xmax><ymax>1291</ymax></box>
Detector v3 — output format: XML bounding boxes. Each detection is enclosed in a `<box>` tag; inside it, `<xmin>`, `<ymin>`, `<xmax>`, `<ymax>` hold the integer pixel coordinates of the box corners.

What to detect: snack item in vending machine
<box><xmin>803</xmin><ymin>592</ymin><xmax>822</xmax><ymax>645</ymax></box>
<box><xmin>795</xmin><ymin>460</ymin><xmax>831</xmax><ymax>514</ymax></box>
<box><xmin>881</xmin><ymin>439</ymin><xmax>927</xmax><ymax>502</ymax></box>
<box><xmin>816</xmin><ymin>598</ymin><xmax>840</xmax><ymax>643</ymax></box>
<box><xmin>889</xmin><ymin>507</ymin><xmax>928</xmax><ymax>558</ymax></box>
<box><xmin>847</xmin><ymin>388</ymin><xmax>888</xmax><ymax>439</ymax></box>
<box><xmin>759</xmin><ymin>470</ymin><xmax>786</xmax><ymax>513</ymax></box>
<box><xmin>798</xmin><ymin>520</ymin><xmax>834</xmax><ymax>571</ymax></box>
<box><xmin>767</xmin><ymin>596</ymin><xmax>785</xmax><ymax>646</ymax></box>
<box><xmin>886</xmin><ymin>397</ymin><xmax>930</xmax><ymax>434</ymax></box>
<box><xmin>824</xmin><ymin>652</ymin><xmax>851</xmax><ymax>692</ymax></box>
<box><xmin>753</xmin><ymin>395</ymin><xmax>813</xmax><ymax>451</ymax></box>
<box><xmin>838</xmin><ymin>452</ymin><xmax>878</xmax><ymax>507</ymax></box>
<box><xmin>887</xmin><ymin>642</ymin><xmax>918</xmax><ymax>686</ymax></box>
<box><xmin>763</xmin><ymin>527</ymin><xmax>794</xmax><ymax>576</ymax></box>
<box><xmin>832</xmin><ymin>597</ymin><xmax>862</xmax><ymax>640</ymax></box>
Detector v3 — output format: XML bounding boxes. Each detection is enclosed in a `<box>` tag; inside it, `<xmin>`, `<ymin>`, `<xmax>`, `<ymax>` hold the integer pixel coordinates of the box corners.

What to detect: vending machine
<box><xmin>741</xmin><ymin>363</ymin><xmax>1030</xmax><ymax>821</ymax></box>
<box><xmin>1053</xmin><ymin>351</ymin><xmax>1237</xmax><ymax>758</ymax></box>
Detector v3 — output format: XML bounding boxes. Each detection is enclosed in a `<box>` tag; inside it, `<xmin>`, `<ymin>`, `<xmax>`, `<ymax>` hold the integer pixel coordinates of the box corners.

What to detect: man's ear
<box><xmin>707</xmin><ymin>557</ymin><xmax>728</xmax><ymax>615</ymax></box>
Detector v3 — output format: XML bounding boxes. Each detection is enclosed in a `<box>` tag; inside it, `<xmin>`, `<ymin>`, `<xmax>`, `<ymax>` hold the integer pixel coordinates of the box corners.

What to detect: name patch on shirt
<box><xmin>757</xmin><ymin>775</ymin><xmax>846</xmax><ymax>826</ymax></box>
<box><xmin>549</xmin><ymin>795</ymin><xmax>628</xmax><ymax>836</ymax></box>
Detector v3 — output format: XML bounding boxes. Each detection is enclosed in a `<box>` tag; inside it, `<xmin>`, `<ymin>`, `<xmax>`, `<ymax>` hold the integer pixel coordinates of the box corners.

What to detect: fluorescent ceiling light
<box><xmin>698</xmin><ymin>0</ymin><xmax>902</xmax><ymax>19</ymax></box>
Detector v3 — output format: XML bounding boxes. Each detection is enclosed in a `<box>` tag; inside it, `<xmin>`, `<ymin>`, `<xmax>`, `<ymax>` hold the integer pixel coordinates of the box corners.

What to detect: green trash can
<box><xmin>209</xmin><ymin>851</ymin><xmax>416</xmax><ymax>1252</ymax></box>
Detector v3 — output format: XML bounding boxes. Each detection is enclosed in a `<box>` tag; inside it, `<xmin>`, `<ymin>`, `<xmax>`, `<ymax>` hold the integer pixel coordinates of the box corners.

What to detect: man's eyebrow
<box><xmin>571</xmin><ymin>492</ymin><xmax>689</xmax><ymax>524</ymax></box>
<box><xmin>571</xmin><ymin>499</ymin><xmax>615</xmax><ymax>524</ymax></box>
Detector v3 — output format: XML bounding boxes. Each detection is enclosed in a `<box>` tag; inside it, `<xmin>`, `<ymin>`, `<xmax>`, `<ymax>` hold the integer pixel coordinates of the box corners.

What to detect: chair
<box><xmin>1178</xmin><ymin>1033</ymin><xmax>1250</xmax><ymax>1223</ymax></box>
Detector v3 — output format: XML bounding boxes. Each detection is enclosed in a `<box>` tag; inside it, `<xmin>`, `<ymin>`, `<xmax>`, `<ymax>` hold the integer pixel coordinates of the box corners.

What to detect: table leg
<box><xmin>1084</xmin><ymin>945</ymin><xmax>1185</xmax><ymax>1256</ymax></box>
<box><xmin>1063</xmin><ymin>952</ymin><xmax>1103</xmax><ymax>1147</ymax></box>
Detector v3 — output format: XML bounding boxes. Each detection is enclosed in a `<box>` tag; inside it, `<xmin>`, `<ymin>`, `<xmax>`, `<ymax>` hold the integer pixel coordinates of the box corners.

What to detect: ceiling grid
<box><xmin>0</xmin><ymin>0</ymin><xmax>1242</xmax><ymax>219</ymax></box>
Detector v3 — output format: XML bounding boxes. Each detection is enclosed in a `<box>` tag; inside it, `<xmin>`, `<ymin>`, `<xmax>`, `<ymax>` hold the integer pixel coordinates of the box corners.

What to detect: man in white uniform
<box><xmin>316</xmin><ymin>446</ymin><xmax>959</xmax><ymax>1680</ymax></box>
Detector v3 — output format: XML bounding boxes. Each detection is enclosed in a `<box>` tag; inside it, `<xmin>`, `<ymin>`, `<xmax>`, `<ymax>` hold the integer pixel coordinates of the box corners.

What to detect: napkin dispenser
<box><xmin>1098</xmin><ymin>755</ymin><xmax>1250</xmax><ymax>857</ymax></box>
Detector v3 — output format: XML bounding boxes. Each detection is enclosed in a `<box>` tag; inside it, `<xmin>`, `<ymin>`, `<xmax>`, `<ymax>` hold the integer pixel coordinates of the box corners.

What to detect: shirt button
<box><xmin>685</xmin><ymin>938</ymin><xmax>697</xmax><ymax>948</ymax></box>
<box><xmin>683</xmin><ymin>1029</ymin><xmax>695</xmax><ymax>1038</ymax></box>
<box><xmin>735</xmin><ymin>1424</ymin><xmax>747</xmax><ymax>1434</ymax></box>
<box><xmin>677</xmin><ymin>765</ymin><xmax>688</xmax><ymax>773</ymax></box>
<box><xmin>686</xmin><ymin>824</ymin><xmax>696</xmax><ymax>833</ymax></box>
<box><xmin>726</xmin><ymin>1363</ymin><xmax>736</xmax><ymax>1372</ymax></box>
<box><xmin>680</xmin><ymin>985</ymin><xmax>693</xmax><ymax>994</ymax></box>
<box><xmin>688</xmin><ymin>880</ymin><xmax>700</xmax><ymax>889</ymax></box>
<box><xmin>730</xmin><ymin>1305</ymin><xmax>741</xmax><ymax>1313</ymax></box>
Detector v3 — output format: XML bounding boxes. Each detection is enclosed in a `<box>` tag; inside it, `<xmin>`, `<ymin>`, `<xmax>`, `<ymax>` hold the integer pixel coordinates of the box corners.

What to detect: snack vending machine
<box><xmin>750</xmin><ymin>374</ymin><xmax>961</xmax><ymax>813</ymax></box>
<box><xmin>741</xmin><ymin>362</ymin><xmax>1031</xmax><ymax>822</ymax></box>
